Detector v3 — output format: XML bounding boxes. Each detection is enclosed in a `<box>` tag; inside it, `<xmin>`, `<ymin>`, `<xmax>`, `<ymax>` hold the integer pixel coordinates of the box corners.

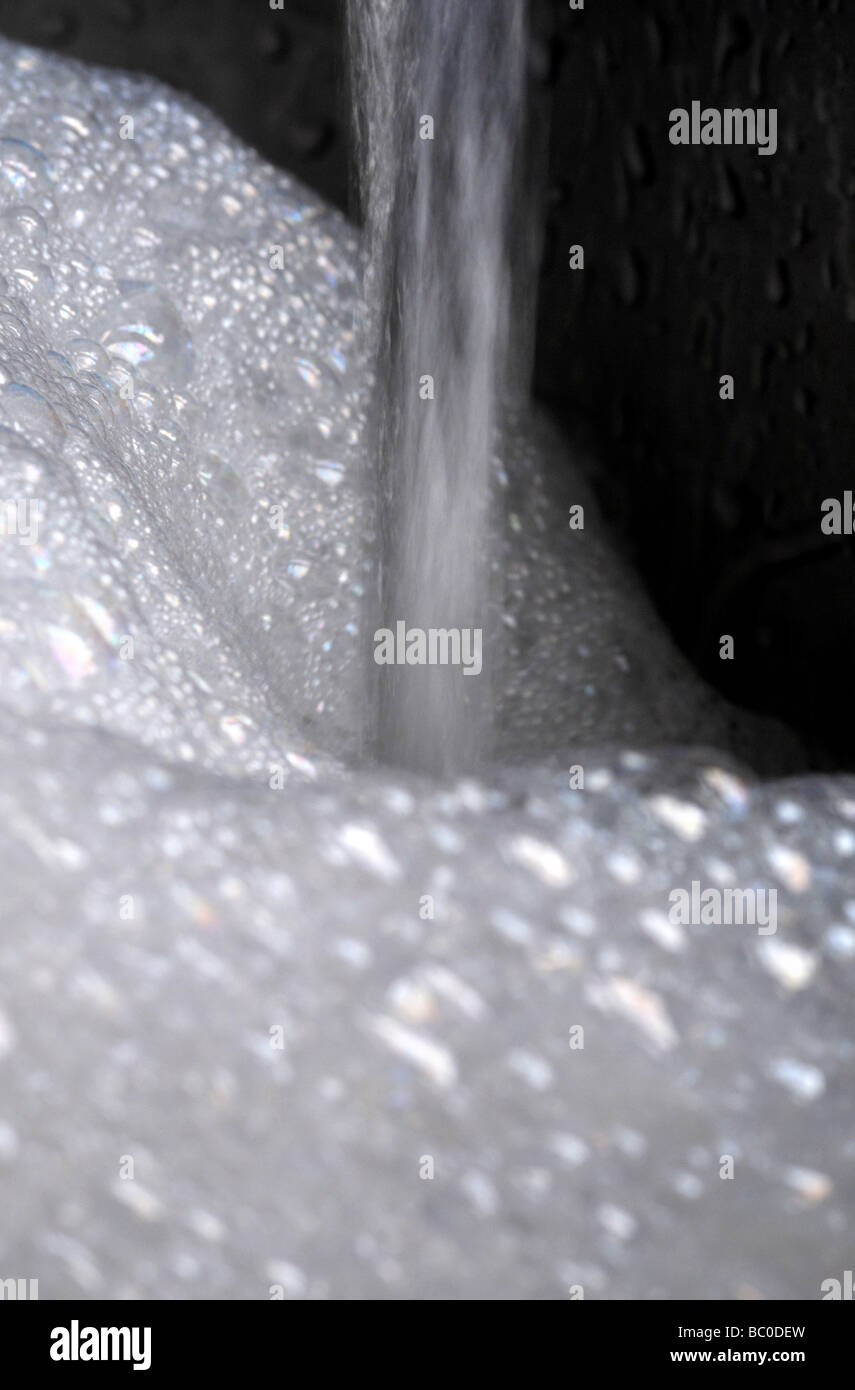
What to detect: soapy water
<box><xmin>0</xmin><ymin>37</ymin><xmax>852</xmax><ymax>1299</ymax></box>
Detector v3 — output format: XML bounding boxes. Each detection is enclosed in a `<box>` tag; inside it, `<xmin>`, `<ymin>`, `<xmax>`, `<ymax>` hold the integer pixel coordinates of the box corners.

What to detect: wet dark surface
<box><xmin>539</xmin><ymin>0</ymin><xmax>855</xmax><ymax>767</ymax></box>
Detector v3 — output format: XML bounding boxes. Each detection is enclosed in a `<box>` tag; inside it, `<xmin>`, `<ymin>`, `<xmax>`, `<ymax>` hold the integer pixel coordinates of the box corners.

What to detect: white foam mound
<box><xmin>0</xmin><ymin>41</ymin><xmax>852</xmax><ymax>1300</ymax></box>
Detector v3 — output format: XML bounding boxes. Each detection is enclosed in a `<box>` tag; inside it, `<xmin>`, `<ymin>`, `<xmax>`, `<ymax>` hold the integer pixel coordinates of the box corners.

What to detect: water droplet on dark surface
<box><xmin>715</xmin><ymin>161</ymin><xmax>745</xmax><ymax>217</ymax></box>
<box><xmin>766</xmin><ymin>259</ymin><xmax>790</xmax><ymax>306</ymax></box>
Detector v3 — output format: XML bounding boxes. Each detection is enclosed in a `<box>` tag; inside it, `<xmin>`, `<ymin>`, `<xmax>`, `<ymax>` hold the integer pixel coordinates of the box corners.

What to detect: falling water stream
<box><xmin>350</xmin><ymin>0</ymin><xmax>529</xmax><ymax>774</ymax></box>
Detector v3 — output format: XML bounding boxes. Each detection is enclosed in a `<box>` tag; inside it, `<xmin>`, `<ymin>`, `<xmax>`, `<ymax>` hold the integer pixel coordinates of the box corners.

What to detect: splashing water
<box><xmin>350</xmin><ymin>0</ymin><xmax>529</xmax><ymax>774</ymax></box>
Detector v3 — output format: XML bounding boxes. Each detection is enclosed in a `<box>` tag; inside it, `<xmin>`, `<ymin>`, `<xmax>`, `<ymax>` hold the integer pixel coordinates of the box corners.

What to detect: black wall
<box><xmin>538</xmin><ymin>0</ymin><xmax>855</xmax><ymax>768</ymax></box>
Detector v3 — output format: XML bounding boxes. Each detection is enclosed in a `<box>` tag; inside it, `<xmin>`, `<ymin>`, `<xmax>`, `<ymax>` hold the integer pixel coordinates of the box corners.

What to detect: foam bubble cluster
<box><xmin>0</xmin><ymin>41</ymin><xmax>852</xmax><ymax>1300</ymax></box>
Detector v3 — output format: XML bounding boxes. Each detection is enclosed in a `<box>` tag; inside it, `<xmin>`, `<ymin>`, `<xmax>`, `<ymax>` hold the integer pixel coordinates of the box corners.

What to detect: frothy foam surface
<box><xmin>0</xmin><ymin>40</ymin><xmax>852</xmax><ymax>1299</ymax></box>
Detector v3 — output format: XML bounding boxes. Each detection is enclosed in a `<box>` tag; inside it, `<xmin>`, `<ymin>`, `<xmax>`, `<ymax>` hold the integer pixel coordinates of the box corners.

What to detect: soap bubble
<box><xmin>97</xmin><ymin>287</ymin><xmax>194</xmax><ymax>387</ymax></box>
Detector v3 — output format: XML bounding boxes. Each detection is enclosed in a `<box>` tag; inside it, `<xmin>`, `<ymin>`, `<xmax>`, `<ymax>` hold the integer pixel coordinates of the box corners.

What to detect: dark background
<box><xmin>1</xmin><ymin>0</ymin><xmax>852</xmax><ymax>767</ymax></box>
